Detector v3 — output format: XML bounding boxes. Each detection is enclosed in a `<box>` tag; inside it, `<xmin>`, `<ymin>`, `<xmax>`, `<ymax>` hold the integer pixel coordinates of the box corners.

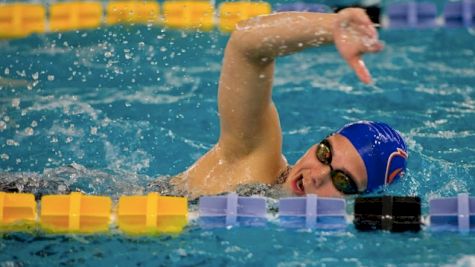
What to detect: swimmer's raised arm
<box><xmin>229</xmin><ymin>12</ymin><xmax>337</xmax><ymax>60</ymax></box>
<box><xmin>172</xmin><ymin>9</ymin><xmax>383</xmax><ymax>196</ymax></box>
<box><xmin>217</xmin><ymin>9</ymin><xmax>383</xmax><ymax>165</ymax></box>
<box><xmin>229</xmin><ymin>9</ymin><xmax>383</xmax><ymax>82</ymax></box>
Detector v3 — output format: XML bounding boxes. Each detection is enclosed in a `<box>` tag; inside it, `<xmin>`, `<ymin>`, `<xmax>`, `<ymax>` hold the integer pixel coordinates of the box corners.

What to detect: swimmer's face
<box><xmin>284</xmin><ymin>134</ymin><xmax>367</xmax><ymax>197</ymax></box>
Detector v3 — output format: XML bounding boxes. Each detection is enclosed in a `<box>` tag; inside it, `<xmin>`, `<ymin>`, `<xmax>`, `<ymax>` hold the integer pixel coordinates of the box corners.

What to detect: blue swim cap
<box><xmin>337</xmin><ymin>121</ymin><xmax>408</xmax><ymax>192</ymax></box>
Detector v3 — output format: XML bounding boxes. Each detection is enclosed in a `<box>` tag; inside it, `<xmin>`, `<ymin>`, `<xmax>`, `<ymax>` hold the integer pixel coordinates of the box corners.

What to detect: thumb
<box><xmin>348</xmin><ymin>57</ymin><xmax>372</xmax><ymax>84</ymax></box>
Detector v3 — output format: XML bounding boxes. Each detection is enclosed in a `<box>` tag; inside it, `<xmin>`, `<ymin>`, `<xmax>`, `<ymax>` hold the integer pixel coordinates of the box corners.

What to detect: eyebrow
<box><xmin>326</xmin><ymin>138</ymin><xmax>362</xmax><ymax>191</ymax></box>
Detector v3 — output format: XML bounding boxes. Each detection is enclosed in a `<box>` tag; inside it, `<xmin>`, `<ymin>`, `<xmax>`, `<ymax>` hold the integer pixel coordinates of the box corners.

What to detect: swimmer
<box><xmin>161</xmin><ymin>8</ymin><xmax>408</xmax><ymax>199</ymax></box>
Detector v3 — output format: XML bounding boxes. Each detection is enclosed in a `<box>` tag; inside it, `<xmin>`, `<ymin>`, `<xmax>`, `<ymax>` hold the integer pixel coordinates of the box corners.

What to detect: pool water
<box><xmin>1</xmin><ymin>25</ymin><xmax>475</xmax><ymax>266</ymax></box>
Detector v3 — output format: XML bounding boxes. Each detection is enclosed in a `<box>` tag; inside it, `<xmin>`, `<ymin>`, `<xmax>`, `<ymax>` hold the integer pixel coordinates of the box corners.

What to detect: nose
<box><xmin>308</xmin><ymin>161</ymin><xmax>333</xmax><ymax>190</ymax></box>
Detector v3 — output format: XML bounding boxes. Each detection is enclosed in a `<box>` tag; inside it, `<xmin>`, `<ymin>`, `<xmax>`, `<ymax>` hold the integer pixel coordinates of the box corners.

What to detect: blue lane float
<box><xmin>429</xmin><ymin>193</ymin><xmax>475</xmax><ymax>232</ymax></box>
<box><xmin>275</xmin><ymin>3</ymin><xmax>332</xmax><ymax>13</ymax></box>
<box><xmin>386</xmin><ymin>1</ymin><xmax>437</xmax><ymax>28</ymax></box>
<box><xmin>444</xmin><ymin>0</ymin><xmax>474</xmax><ymax>27</ymax></box>
<box><xmin>278</xmin><ymin>194</ymin><xmax>346</xmax><ymax>230</ymax></box>
<box><xmin>198</xmin><ymin>193</ymin><xmax>267</xmax><ymax>228</ymax></box>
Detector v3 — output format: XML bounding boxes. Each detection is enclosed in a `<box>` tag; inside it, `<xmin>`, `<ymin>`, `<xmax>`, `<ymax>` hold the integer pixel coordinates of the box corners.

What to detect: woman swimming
<box><xmin>164</xmin><ymin>8</ymin><xmax>408</xmax><ymax>199</ymax></box>
<box><xmin>0</xmin><ymin>8</ymin><xmax>407</xmax><ymax>200</ymax></box>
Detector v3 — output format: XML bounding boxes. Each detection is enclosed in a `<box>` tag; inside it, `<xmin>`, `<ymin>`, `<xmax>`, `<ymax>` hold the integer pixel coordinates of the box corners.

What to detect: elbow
<box><xmin>226</xmin><ymin>26</ymin><xmax>273</xmax><ymax>62</ymax></box>
<box><xmin>227</xmin><ymin>28</ymin><xmax>250</xmax><ymax>56</ymax></box>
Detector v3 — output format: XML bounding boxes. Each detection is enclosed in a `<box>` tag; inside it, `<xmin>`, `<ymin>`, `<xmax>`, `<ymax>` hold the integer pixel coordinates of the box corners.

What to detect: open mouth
<box><xmin>292</xmin><ymin>174</ymin><xmax>305</xmax><ymax>195</ymax></box>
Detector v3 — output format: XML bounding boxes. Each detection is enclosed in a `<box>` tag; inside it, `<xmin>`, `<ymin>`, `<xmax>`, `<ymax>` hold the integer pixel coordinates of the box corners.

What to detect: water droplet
<box><xmin>1</xmin><ymin>154</ymin><xmax>9</xmax><ymax>160</ymax></box>
<box><xmin>65</xmin><ymin>137</ymin><xmax>73</xmax><ymax>143</ymax></box>
<box><xmin>31</xmin><ymin>121</ymin><xmax>38</xmax><ymax>127</ymax></box>
<box><xmin>47</xmin><ymin>75</ymin><xmax>55</xmax><ymax>81</ymax></box>
<box><xmin>4</xmin><ymin>68</ymin><xmax>9</xmax><ymax>75</ymax></box>
<box><xmin>24</xmin><ymin>127</ymin><xmax>34</xmax><ymax>136</ymax></box>
<box><xmin>0</xmin><ymin>121</ymin><xmax>6</xmax><ymax>131</ymax></box>
<box><xmin>90</xmin><ymin>127</ymin><xmax>98</xmax><ymax>135</ymax></box>
<box><xmin>11</xmin><ymin>98</ymin><xmax>20</xmax><ymax>108</ymax></box>
<box><xmin>16</xmin><ymin>70</ymin><xmax>26</xmax><ymax>77</ymax></box>
<box><xmin>32</xmin><ymin>72</ymin><xmax>39</xmax><ymax>80</ymax></box>
<box><xmin>6</xmin><ymin>139</ymin><xmax>19</xmax><ymax>146</ymax></box>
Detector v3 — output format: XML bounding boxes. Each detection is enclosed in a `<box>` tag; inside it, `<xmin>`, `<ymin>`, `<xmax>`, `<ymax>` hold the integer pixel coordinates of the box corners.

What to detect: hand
<box><xmin>334</xmin><ymin>8</ymin><xmax>384</xmax><ymax>84</ymax></box>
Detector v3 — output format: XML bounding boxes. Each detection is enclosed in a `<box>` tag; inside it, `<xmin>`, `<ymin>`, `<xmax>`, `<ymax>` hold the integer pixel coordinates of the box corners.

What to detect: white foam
<box><xmin>28</xmin><ymin>95</ymin><xmax>100</xmax><ymax>120</ymax></box>
<box><xmin>443</xmin><ymin>256</ymin><xmax>475</xmax><ymax>267</ymax></box>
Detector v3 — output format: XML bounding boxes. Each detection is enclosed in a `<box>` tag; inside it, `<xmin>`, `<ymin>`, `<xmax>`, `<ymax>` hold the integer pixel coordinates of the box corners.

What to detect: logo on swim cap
<box><xmin>337</xmin><ymin>121</ymin><xmax>408</xmax><ymax>192</ymax></box>
<box><xmin>385</xmin><ymin>148</ymin><xmax>408</xmax><ymax>185</ymax></box>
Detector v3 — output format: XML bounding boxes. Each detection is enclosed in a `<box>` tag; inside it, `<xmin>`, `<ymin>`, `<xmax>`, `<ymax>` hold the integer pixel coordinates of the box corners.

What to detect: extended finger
<box><xmin>347</xmin><ymin>57</ymin><xmax>372</xmax><ymax>84</ymax></box>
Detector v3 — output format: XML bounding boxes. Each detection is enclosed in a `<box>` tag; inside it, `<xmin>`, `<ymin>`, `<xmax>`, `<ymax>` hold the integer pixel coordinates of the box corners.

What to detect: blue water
<box><xmin>1</xmin><ymin>25</ymin><xmax>475</xmax><ymax>266</ymax></box>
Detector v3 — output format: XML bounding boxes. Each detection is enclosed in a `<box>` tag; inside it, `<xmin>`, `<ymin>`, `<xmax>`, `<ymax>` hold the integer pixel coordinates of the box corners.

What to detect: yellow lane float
<box><xmin>40</xmin><ymin>192</ymin><xmax>112</xmax><ymax>233</ymax></box>
<box><xmin>0</xmin><ymin>3</ymin><xmax>46</xmax><ymax>39</ymax></box>
<box><xmin>106</xmin><ymin>1</ymin><xmax>160</xmax><ymax>25</ymax></box>
<box><xmin>162</xmin><ymin>1</ymin><xmax>214</xmax><ymax>30</ymax></box>
<box><xmin>117</xmin><ymin>192</ymin><xmax>188</xmax><ymax>234</ymax></box>
<box><xmin>49</xmin><ymin>2</ymin><xmax>103</xmax><ymax>32</ymax></box>
<box><xmin>0</xmin><ymin>192</ymin><xmax>37</xmax><ymax>231</ymax></box>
